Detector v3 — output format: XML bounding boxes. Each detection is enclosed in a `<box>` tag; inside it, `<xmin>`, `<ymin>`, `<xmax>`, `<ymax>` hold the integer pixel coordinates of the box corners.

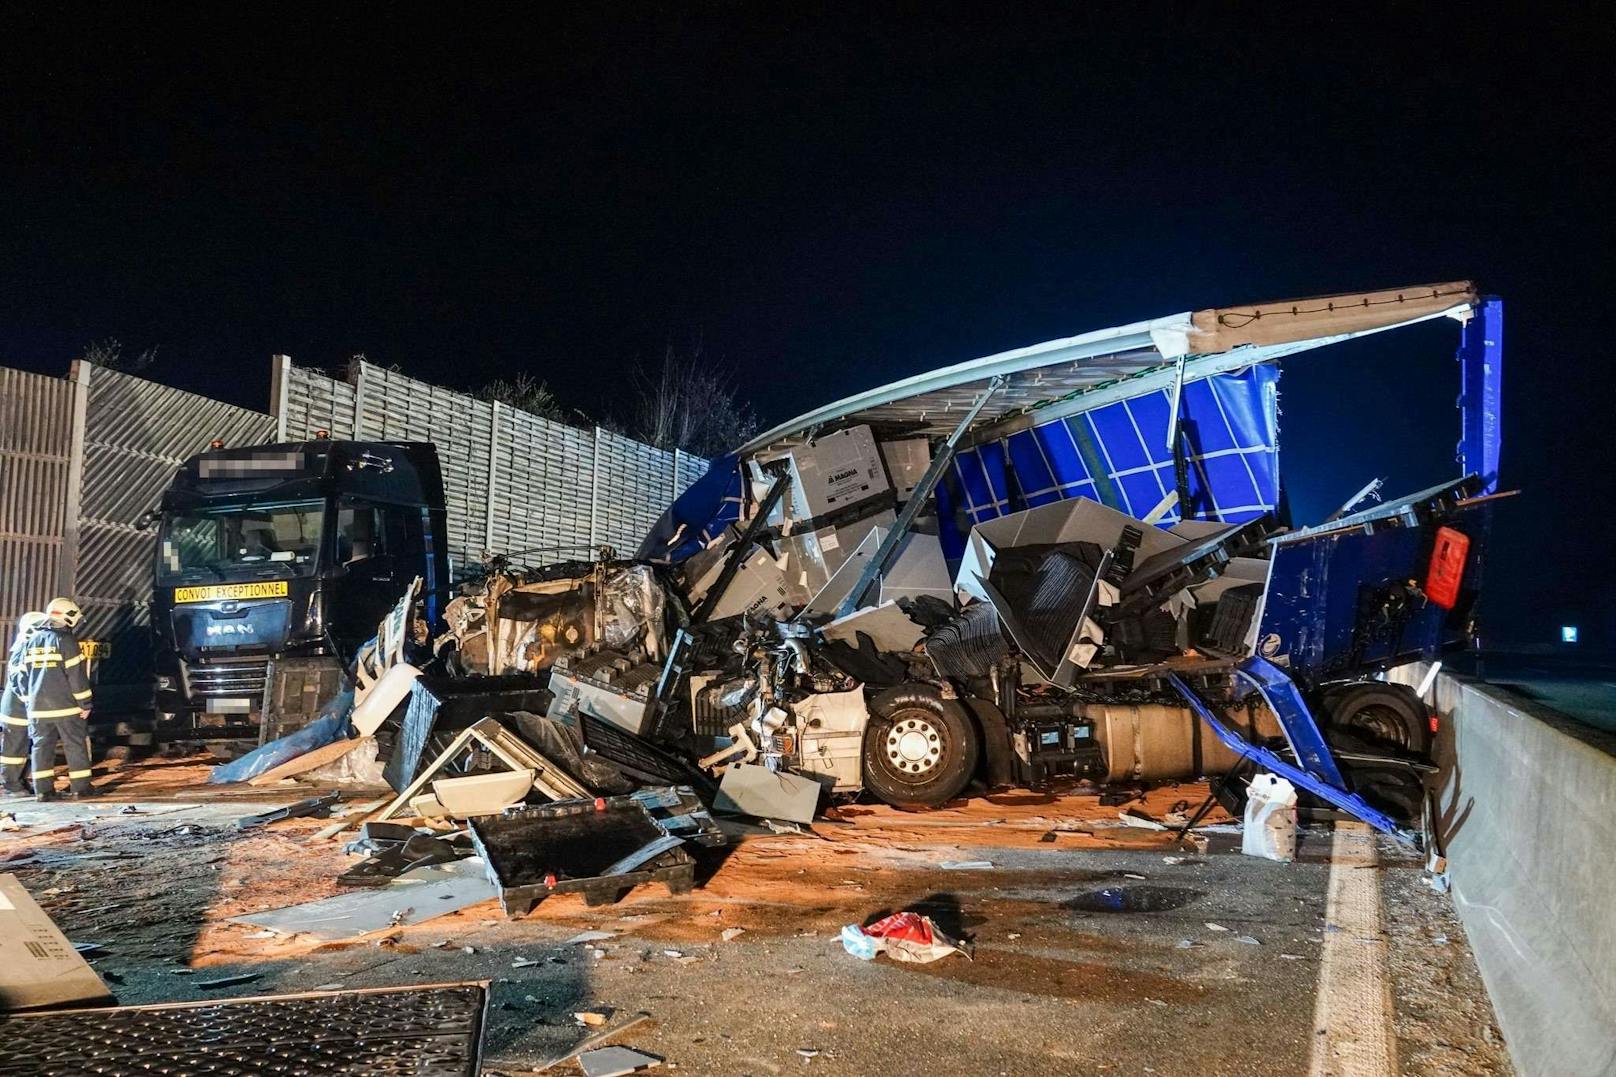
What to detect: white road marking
<box><xmin>1308</xmin><ymin>821</ymin><xmax>1398</xmax><ymax>1077</ymax></box>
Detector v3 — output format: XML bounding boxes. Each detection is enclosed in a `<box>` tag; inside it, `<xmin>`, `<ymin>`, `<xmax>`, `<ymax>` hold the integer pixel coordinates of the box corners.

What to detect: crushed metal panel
<box><xmin>712</xmin><ymin>764</ymin><xmax>821</xmax><ymax>824</ymax></box>
<box><xmin>0</xmin><ymin>981</ymin><xmax>489</xmax><ymax>1075</ymax></box>
<box><xmin>954</xmin><ymin>498</ymin><xmax>1185</xmax><ymax>605</ymax></box>
<box><xmin>228</xmin><ymin>860</ymin><xmax>496</xmax><ymax>939</ymax></box>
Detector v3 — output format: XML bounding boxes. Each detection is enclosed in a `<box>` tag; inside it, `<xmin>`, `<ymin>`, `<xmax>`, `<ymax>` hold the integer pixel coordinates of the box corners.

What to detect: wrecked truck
<box><xmin>422</xmin><ymin>282</ymin><xmax>1502</xmax><ymax>841</ymax></box>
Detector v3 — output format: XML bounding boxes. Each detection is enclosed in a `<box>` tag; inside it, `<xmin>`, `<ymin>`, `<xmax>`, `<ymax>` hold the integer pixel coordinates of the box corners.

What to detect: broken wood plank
<box><xmin>249</xmin><ymin>737</ymin><xmax>374</xmax><ymax>786</ymax></box>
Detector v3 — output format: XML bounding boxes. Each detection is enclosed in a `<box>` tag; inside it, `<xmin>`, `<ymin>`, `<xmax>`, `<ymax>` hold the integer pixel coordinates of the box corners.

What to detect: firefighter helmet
<box><xmin>45</xmin><ymin>598</ymin><xmax>83</xmax><ymax>629</ymax></box>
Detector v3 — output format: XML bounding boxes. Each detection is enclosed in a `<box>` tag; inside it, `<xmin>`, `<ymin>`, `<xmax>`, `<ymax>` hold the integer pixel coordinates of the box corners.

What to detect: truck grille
<box><xmin>186</xmin><ymin>656</ymin><xmax>271</xmax><ymax>700</ymax></box>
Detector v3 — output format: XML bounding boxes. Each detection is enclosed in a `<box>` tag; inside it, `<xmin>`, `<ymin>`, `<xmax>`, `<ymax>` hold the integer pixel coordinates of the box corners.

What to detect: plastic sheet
<box><xmin>208</xmin><ymin>689</ymin><xmax>354</xmax><ymax>784</ymax></box>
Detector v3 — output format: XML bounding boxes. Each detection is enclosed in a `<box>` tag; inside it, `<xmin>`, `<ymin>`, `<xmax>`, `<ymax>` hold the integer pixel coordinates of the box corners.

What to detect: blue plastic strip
<box><xmin>1166</xmin><ymin>668</ymin><xmax>1410</xmax><ymax>841</ymax></box>
<box><xmin>1233</xmin><ymin>655</ymin><xmax>1346</xmax><ymax>787</ymax></box>
<box><xmin>1457</xmin><ymin>296</ymin><xmax>1503</xmax><ymax>494</ymax></box>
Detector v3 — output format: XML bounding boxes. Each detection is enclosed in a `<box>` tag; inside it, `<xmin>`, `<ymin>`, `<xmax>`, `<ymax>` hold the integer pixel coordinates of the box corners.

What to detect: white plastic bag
<box><xmin>1242</xmin><ymin>772</ymin><xmax>1297</xmax><ymax>862</ymax></box>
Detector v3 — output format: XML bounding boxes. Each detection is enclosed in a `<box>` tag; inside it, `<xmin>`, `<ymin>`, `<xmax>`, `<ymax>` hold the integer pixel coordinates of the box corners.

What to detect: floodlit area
<box><xmin>2</xmin><ymin>761</ymin><xmax>1508</xmax><ymax>1076</ymax></box>
<box><xmin>4</xmin><ymin>282</ymin><xmax>1573</xmax><ymax>1077</ymax></box>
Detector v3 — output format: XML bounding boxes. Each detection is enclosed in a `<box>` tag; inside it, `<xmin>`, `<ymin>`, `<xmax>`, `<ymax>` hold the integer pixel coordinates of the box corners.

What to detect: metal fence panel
<box><xmin>73</xmin><ymin>363</ymin><xmax>275</xmax><ymax>704</ymax></box>
<box><xmin>275</xmin><ymin>355</ymin><xmax>357</xmax><ymax>440</ymax></box>
<box><xmin>0</xmin><ymin>367</ymin><xmax>73</xmax><ymax>671</ymax></box>
<box><xmin>594</xmin><ymin>428</ymin><xmax>676</xmax><ymax>552</ymax></box>
<box><xmin>491</xmin><ymin>407</ymin><xmax>597</xmax><ymax>562</ymax></box>
<box><xmin>276</xmin><ymin>359</ymin><xmax>708</xmax><ymax>572</ymax></box>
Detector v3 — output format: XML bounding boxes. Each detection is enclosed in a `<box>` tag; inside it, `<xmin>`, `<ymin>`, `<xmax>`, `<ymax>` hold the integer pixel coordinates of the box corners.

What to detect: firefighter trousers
<box><xmin>1</xmin><ymin>691</ymin><xmax>29</xmax><ymax>791</ymax></box>
<box><xmin>31</xmin><ymin>712</ymin><xmax>93</xmax><ymax>795</ymax></box>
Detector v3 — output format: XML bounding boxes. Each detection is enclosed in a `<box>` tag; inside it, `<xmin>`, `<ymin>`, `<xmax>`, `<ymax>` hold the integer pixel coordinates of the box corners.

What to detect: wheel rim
<box><xmin>1346</xmin><ymin>704</ymin><xmax>1411</xmax><ymax>749</ymax></box>
<box><xmin>885</xmin><ymin>712</ymin><xmax>943</xmax><ymax>777</ymax></box>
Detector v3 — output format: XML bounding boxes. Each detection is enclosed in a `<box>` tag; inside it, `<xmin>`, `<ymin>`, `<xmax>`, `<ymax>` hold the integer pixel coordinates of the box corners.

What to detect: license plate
<box><xmin>173</xmin><ymin>581</ymin><xmax>289</xmax><ymax>603</ymax></box>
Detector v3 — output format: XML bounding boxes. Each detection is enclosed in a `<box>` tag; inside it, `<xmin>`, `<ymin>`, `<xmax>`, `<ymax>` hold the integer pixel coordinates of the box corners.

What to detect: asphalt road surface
<box><xmin>0</xmin><ymin>769</ymin><xmax>1510</xmax><ymax>1077</ymax></box>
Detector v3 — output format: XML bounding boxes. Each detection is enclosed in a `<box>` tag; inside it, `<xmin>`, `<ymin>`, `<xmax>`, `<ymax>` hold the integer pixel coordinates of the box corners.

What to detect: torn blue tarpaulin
<box><xmin>637</xmin><ymin>453</ymin><xmax>745</xmax><ymax>563</ymax></box>
<box><xmin>209</xmin><ymin>688</ymin><xmax>355</xmax><ymax>784</ymax></box>
<box><xmin>936</xmin><ymin>366</ymin><xmax>1280</xmax><ymax>560</ymax></box>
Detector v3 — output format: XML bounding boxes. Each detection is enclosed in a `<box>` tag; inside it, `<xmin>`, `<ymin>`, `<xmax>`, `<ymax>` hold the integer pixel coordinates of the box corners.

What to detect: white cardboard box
<box><xmin>0</xmin><ymin>873</ymin><xmax>113</xmax><ymax>1011</ymax></box>
<box><xmin>762</xmin><ymin>425</ymin><xmax>890</xmax><ymax>521</ymax></box>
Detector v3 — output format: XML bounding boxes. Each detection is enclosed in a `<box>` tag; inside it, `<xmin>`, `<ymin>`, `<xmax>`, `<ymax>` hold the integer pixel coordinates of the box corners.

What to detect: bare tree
<box><xmin>631</xmin><ymin>345</ymin><xmax>758</xmax><ymax>457</ymax></box>
<box><xmin>78</xmin><ymin>337</ymin><xmax>158</xmax><ymax>373</ymax></box>
<box><xmin>474</xmin><ymin>371</ymin><xmax>567</xmax><ymax>423</ymax></box>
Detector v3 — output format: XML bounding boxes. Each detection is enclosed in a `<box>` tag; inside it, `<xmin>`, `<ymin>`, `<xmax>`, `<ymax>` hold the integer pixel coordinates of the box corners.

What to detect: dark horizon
<box><xmin>3</xmin><ymin>7</ymin><xmax>1610</xmax><ymax>649</ymax></box>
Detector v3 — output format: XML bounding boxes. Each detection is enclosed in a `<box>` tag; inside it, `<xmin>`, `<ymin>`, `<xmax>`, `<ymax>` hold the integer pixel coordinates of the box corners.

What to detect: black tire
<box><xmin>1345</xmin><ymin>764</ymin><xmax>1427</xmax><ymax>825</ymax></box>
<box><xmin>1323</xmin><ymin>683</ymin><xmax>1432</xmax><ymax>759</ymax></box>
<box><xmin>860</xmin><ymin>685</ymin><xmax>979</xmax><ymax>808</ymax></box>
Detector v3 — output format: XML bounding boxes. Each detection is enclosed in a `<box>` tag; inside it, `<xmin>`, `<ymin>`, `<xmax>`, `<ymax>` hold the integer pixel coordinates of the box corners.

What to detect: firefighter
<box><xmin>23</xmin><ymin>597</ymin><xmax>96</xmax><ymax>800</ymax></box>
<box><xmin>2</xmin><ymin>611</ymin><xmax>45</xmax><ymax>795</ymax></box>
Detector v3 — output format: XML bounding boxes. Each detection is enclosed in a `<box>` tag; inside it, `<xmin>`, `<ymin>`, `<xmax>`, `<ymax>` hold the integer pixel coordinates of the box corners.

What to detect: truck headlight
<box><xmin>155</xmin><ymin>675</ymin><xmax>175</xmax><ymax>690</ymax></box>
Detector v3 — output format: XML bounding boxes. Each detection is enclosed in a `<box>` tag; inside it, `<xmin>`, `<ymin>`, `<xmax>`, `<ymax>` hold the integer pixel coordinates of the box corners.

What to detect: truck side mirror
<box><xmin>135</xmin><ymin>509</ymin><xmax>160</xmax><ymax>531</ymax></box>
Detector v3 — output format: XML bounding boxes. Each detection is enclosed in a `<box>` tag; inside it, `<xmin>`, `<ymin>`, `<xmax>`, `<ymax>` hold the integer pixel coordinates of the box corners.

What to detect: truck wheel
<box><xmin>860</xmin><ymin>686</ymin><xmax>979</xmax><ymax>808</ymax></box>
<box><xmin>1324</xmin><ymin>683</ymin><xmax>1432</xmax><ymax>759</ymax></box>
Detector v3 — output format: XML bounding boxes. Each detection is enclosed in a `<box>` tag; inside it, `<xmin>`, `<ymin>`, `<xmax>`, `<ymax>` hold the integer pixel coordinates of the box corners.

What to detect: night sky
<box><xmin>3</xmin><ymin>7</ymin><xmax>1611</xmax><ymax>649</ymax></box>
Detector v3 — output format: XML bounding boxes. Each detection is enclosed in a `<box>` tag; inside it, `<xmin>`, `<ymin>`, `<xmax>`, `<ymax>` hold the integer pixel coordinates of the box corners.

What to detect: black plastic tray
<box><xmin>468</xmin><ymin>794</ymin><xmax>699</xmax><ymax>917</ymax></box>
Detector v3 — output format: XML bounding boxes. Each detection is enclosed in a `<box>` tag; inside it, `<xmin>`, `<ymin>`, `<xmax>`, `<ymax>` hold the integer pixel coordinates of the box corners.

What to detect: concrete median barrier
<box><xmin>1392</xmin><ymin>663</ymin><xmax>1616</xmax><ymax>1077</ymax></box>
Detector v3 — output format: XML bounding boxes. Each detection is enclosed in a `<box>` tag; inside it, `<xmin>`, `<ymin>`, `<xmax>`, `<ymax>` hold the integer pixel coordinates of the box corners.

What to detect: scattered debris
<box><xmin>235</xmin><ymin>792</ymin><xmax>341</xmax><ymax>831</ymax></box>
<box><xmin>196</xmin><ymin>972</ymin><xmax>262</xmax><ymax>989</ymax></box>
<box><xmin>938</xmin><ymin>860</ymin><xmax>994</xmax><ymax>870</ymax></box>
<box><xmin>578</xmin><ymin>1046</ymin><xmax>663</xmax><ymax>1077</ymax></box>
<box><xmin>721</xmin><ymin>928</ymin><xmax>746</xmax><ymax>942</ymax></box>
<box><xmin>840</xmin><ymin>911</ymin><xmax>972</xmax><ymax>964</ymax></box>
<box><xmin>229</xmin><ymin>861</ymin><xmax>496</xmax><ymax>940</ymax></box>
<box><xmin>574</xmin><ymin>1011</ymin><xmax>610</xmax><ymax>1027</ymax></box>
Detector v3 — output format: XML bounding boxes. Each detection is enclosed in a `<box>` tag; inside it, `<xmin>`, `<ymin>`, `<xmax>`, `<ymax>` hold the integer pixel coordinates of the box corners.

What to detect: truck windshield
<box><xmin>157</xmin><ymin>500</ymin><xmax>325</xmax><ymax>582</ymax></box>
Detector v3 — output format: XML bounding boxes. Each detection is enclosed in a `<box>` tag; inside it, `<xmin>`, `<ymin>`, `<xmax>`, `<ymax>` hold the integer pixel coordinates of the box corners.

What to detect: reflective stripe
<box><xmin>68</xmin><ymin>769</ymin><xmax>93</xmax><ymax>779</ymax></box>
<box><xmin>1</xmin><ymin>716</ymin><xmax>29</xmax><ymax>727</ymax></box>
<box><xmin>0</xmin><ymin>755</ymin><xmax>27</xmax><ymax>765</ymax></box>
<box><xmin>63</xmin><ymin>655</ymin><xmax>83</xmax><ymax>668</ymax></box>
<box><xmin>30</xmin><ymin>706</ymin><xmax>81</xmax><ymax>718</ymax></box>
<box><xmin>72</xmin><ymin>689</ymin><xmax>92</xmax><ymax>700</ymax></box>
<box><xmin>31</xmin><ymin>770</ymin><xmax>55</xmax><ymax>779</ymax></box>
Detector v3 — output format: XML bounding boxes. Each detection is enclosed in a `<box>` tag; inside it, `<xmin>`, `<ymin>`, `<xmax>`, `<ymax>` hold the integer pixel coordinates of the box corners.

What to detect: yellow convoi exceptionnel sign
<box><xmin>172</xmin><ymin>581</ymin><xmax>290</xmax><ymax>603</ymax></box>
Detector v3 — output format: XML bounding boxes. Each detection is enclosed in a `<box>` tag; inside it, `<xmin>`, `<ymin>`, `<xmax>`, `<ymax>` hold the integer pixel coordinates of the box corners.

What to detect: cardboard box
<box><xmin>879</xmin><ymin>437</ymin><xmax>932</xmax><ymax>501</ymax></box>
<box><xmin>782</xmin><ymin>509</ymin><xmax>895</xmax><ymax>607</ymax></box>
<box><xmin>762</xmin><ymin>425</ymin><xmax>890</xmax><ymax>521</ymax></box>
<box><xmin>705</xmin><ymin>546</ymin><xmax>794</xmax><ymax>621</ymax></box>
<box><xmin>0</xmin><ymin>873</ymin><xmax>113</xmax><ymax>1011</ymax></box>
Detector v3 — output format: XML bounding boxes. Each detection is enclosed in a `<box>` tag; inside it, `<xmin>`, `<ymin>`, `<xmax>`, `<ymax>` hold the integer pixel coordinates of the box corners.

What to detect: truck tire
<box><xmin>1323</xmin><ymin>683</ymin><xmax>1432</xmax><ymax>759</ymax></box>
<box><xmin>860</xmin><ymin>686</ymin><xmax>979</xmax><ymax>808</ymax></box>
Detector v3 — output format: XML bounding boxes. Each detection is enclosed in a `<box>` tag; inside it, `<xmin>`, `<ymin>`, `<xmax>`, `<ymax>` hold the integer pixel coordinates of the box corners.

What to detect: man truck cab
<box><xmin>150</xmin><ymin>439</ymin><xmax>448</xmax><ymax>744</ymax></box>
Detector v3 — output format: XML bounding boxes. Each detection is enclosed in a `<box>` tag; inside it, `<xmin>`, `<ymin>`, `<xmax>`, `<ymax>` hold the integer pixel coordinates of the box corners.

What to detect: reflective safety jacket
<box><xmin>20</xmin><ymin>626</ymin><xmax>93</xmax><ymax>719</ymax></box>
<box><xmin>4</xmin><ymin>626</ymin><xmax>31</xmax><ymax>697</ymax></box>
<box><xmin>2</xmin><ymin>628</ymin><xmax>32</xmax><ymax>720</ymax></box>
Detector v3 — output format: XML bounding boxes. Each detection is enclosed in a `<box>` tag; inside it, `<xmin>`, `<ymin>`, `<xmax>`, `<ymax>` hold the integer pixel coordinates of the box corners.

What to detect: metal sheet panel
<box><xmin>0</xmin><ymin>366</ymin><xmax>73</xmax><ymax>670</ymax></box>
